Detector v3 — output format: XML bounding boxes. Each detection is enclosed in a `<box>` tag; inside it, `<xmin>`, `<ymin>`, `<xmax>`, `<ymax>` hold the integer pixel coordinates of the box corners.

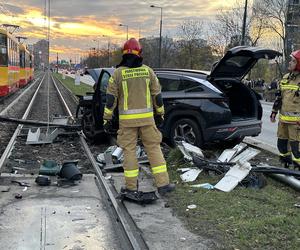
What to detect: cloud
<box><xmin>3</xmin><ymin>0</ymin><xmax>239</xmax><ymax>59</ymax></box>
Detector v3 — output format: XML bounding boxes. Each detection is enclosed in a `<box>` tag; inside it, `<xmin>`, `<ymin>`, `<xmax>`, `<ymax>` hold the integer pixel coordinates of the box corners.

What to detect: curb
<box><xmin>243</xmin><ymin>137</ymin><xmax>278</xmax><ymax>155</ymax></box>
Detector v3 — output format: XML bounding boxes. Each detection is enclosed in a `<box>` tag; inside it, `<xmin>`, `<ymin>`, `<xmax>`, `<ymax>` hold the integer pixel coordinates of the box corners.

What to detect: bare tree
<box><xmin>254</xmin><ymin>0</ymin><xmax>288</xmax><ymax>59</ymax></box>
<box><xmin>208</xmin><ymin>0</ymin><xmax>268</xmax><ymax>56</ymax></box>
<box><xmin>177</xmin><ymin>20</ymin><xmax>206</xmax><ymax>69</ymax></box>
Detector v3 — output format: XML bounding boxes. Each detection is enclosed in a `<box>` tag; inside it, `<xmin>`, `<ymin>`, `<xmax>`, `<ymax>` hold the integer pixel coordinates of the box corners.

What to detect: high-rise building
<box><xmin>286</xmin><ymin>0</ymin><xmax>300</xmax><ymax>55</ymax></box>
<box><xmin>33</xmin><ymin>39</ymin><xmax>49</xmax><ymax>69</ymax></box>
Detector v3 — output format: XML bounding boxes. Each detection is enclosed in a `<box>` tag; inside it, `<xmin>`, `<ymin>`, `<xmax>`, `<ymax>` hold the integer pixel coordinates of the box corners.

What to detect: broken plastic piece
<box><xmin>191</xmin><ymin>183</ymin><xmax>215</xmax><ymax>189</ymax></box>
<box><xmin>180</xmin><ymin>169</ymin><xmax>202</xmax><ymax>182</ymax></box>
<box><xmin>214</xmin><ymin>161</ymin><xmax>252</xmax><ymax>192</ymax></box>
<box><xmin>59</xmin><ymin>161</ymin><xmax>82</xmax><ymax>181</ymax></box>
<box><xmin>35</xmin><ymin>175</ymin><xmax>51</xmax><ymax>186</ymax></box>
<box><xmin>39</xmin><ymin>160</ymin><xmax>60</xmax><ymax>176</ymax></box>
<box><xmin>231</xmin><ymin>147</ymin><xmax>260</xmax><ymax>164</ymax></box>
<box><xmin>176</xmin><ymin>141</ymin><xmax>204</xmax><ymax>162</ymax></box>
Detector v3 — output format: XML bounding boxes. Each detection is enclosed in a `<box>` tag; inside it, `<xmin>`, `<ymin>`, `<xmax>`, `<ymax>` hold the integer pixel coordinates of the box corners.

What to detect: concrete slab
<box><xmin>0</xmin><ymin>175</ymin><xmax>121</xmax><ymax>250</ymax></box>
<box><xmin>110</xmin><ymin>167</ymin><xmax>212</xmax><ymax>250</ymax></box>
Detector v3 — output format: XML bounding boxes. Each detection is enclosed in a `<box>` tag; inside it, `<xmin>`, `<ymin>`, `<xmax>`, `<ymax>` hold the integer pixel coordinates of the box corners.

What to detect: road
<box><xmin>245</xmin><ymin>101</ymin><xmax>278</xmax><ymax>153</ymax></box>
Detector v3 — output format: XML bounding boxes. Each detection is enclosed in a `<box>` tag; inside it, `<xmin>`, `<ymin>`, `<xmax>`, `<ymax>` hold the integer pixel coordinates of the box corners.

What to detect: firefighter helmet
<box><xmin>123</xmin><ymin>38</ymin><xmax>142</xmax><ymax>57</ymax></box>
<box><xmin>291</xmin><ymin>50</ymin><xmax>300</xmax><ymax>71</ymax></box>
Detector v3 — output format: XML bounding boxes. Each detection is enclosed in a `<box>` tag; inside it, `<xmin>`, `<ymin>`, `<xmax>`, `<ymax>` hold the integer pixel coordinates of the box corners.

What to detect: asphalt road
<box><xmin>245</xmin><ymin>101</ymin><xmax>278</xmax><ymax>153</ymax></box>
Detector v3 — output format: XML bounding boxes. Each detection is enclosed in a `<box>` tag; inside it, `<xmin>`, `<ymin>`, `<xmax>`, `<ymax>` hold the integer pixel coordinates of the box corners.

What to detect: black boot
<box><xmin>158</xmin><ymin>183</ymin><xmax>175</xmax><ymax>195</ymax></box>
<box><xmin>293</xmin><ymin>161</ymin><xmax>300</xmax><ymax>171</ymax></box>
<box><xmin>279</xmin><ymin>155</ymin><xmax>292</xmax><ymax>168</ymax></box>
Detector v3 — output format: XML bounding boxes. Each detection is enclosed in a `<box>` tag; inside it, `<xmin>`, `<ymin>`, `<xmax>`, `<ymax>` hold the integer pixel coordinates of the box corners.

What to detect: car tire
<box><xmin>170</xmin><ymin>118</ymin><xmax>203</xmax><ymax>147</ymax></box>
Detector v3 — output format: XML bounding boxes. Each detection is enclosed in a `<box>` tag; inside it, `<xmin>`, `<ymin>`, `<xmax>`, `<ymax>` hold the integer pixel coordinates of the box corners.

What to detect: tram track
<box><xmin>0</xmin><ymin>71</ymin><xmax>148</xmax><ymax>250</ymax></box>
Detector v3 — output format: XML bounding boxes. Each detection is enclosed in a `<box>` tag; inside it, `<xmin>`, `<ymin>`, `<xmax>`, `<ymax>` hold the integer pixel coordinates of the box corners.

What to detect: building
<box><xmin>286</xmin><ymin>0</ymin><xmax>300</xmax><ymax>55</ymax></box>
<box><xmin>33</xmin><ymin>39</ymin><xmax>49</xmax><ymax>69</ymax></box>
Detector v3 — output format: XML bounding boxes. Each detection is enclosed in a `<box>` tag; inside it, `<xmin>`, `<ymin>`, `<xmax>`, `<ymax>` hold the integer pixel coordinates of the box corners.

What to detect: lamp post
<box><xmin>119</xmin><ymin>23</ymin><xmax>129</xmax><ymax>40</ymax></box>
<box><xmin>241</xmin><ymin>0</ymin><xmax>248</xmax><ymax>46</ymax></box>
<box><xmin>102</xmin><ymin>35</ymin><xmax>111</xmax><ymax>66</ymax></box>
<box><xmin>150</xmin><ymin>4</ymin><xmax>163</xmax><ymax>68</ymax></box>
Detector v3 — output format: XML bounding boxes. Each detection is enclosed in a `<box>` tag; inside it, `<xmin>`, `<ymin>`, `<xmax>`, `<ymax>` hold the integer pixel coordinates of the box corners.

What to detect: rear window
<box><xmin>179</xmin><ymin>79</ymin><xmax>203</xmax><ymax>91</ymax></box>
<box><xmin>158</xmin><ymin>75</ymin><xmax>181</xmax><ymax>92</ymax></box>
<box><xmin>225</xmin><ymin>56</ymin><xmax>252</xmax><ymax>68</ymax></box>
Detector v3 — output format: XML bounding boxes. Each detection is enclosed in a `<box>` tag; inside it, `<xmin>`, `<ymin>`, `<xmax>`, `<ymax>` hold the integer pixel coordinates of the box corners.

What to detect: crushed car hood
<box><xmin>209</xmin><ymin>46</ymin><xmax>282</xmax><ymax>80</ymax></box>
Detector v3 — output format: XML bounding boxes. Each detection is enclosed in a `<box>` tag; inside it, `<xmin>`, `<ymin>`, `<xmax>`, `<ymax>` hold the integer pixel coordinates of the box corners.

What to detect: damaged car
<box><xmin>76</xmin><ymin>46</ymin><xmax>281</xmax><ymax>147</ymax></box>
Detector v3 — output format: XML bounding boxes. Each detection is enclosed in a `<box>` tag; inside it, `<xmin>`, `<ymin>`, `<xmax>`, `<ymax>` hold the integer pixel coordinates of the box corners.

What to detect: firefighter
<box><xmin>270</xmin><ymin>49</ymin><xmax>300</xmax><ymax>169</ymax></box>
<box><xmin>103</xmin><ymin>38</ymin><xmax>175</xmax><ymax>195</ymax></box>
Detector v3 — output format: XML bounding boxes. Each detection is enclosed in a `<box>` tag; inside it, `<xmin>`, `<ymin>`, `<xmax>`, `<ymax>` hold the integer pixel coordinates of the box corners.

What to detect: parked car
<box><xmin>76</xmin><ymin>46</ymin><xmax>281</xmax><ymax>146</ymax></box>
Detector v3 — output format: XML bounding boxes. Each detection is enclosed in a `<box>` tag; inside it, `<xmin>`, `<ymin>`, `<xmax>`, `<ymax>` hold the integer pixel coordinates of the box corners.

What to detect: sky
<box><xmin>0</xmin><ymin>0</ymin><xmax>239</xmax><ymax>61</ymax></box>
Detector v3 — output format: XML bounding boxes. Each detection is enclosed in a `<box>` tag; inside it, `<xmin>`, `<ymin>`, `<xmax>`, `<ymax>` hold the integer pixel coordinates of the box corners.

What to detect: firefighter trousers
<box><xmin>117</xmin><ymin>125</ymin><xmax>170</xmax><ymax>190</ymax></box>
<box><xmin>277</xmin><ymin>121</ymin><xmax>300</xmax><ymax>167</ymax></box>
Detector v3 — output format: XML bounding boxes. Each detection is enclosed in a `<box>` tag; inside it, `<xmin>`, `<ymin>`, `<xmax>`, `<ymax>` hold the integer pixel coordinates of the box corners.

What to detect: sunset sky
<box><xmin>0</xmin><ymin>0</ymin><xmax>241</xmax><ymax>61</ymax></box>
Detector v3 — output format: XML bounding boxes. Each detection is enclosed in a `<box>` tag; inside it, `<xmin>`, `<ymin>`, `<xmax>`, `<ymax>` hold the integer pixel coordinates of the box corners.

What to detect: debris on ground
<box><xmin>175</xmin><ymin>141</ymin><xmax>300</xmax><ymax>192</ymax></box>
<box><xmin>97</xmin><ymin>145</ymin><xmax>148</xmax><ymax>170</ymax></box>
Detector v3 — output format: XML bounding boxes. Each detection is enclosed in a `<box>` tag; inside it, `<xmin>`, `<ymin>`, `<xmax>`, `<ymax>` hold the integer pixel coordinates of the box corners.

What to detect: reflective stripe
<box><xmin>279</xmin><ymin>114</ymin><xmax>300</xmax><ymax>122</ymax></box>
<box><xmin>293</xmin><ymin>157</ymin><xmax>300</xmax><ymax>163</ymax></box>
<box><xmin>123</xmin><ymin>49</ymin><xmax>140</xmax><ymax>56</ymax></box>
<box><xmin>146</xmin><ymin>78</ymin><xmax>151</xmax><ymax>108</ymax></box>
<box><xmin>120</xmin><ymin>112</ymin><xmax>153</xmax><ymax>120</ymax></box>
<box><xmin>280</xmin><ymin>84</ymin><xmax>299</xmax><ymax>90</ymax></box>
<box><xmin>122</xmin><ymin>81</ymin><xmax>128</xmax><ymax>110</ymax></box>
<box><xmin>121</xmin><ymin>67</ymin><xmax>149</xmax><ymax>80</ymax></box>
<box><xmin>119</xmin><ymin>108</ymin><xmax>153</xmax><ymax>115</ymax></box>
<box><xmin>124</xmin><ymin>169</ymin><xmax>139</xmax><ymax>178</ymax></box>
<box><xmin>280</xmin><ymin>152</ymin><xmax>291</xmax><ymax>157</ymax></box>
<box><xmin>281</xmin><ymin>111</ymin><xmax>300</xmax><ymax>117</ymax></box>
<box><xmin>152</xmin><ymin>165</ymin><xmax>167</xmax><ymax>174</ymax></box>
<box><xmin>104</xmin><ymin>107</ymin><xmax>113</xmax><ymax>115</ymax></box>
<box><xmin>156</xmin><ymin>106</ymin><xmax>164</xmax><ymax>114</ymax></box>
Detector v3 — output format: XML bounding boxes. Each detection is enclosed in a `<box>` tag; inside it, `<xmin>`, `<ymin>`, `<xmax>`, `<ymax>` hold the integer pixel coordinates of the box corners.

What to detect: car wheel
<box><xmin>170</xmin><ymin>118</ymin><xmax>203</xmax><ymax>147</ymax></box>
<box><xmin>82</xmin><ymin>110</ymin><xmax>96</xmax><ymax>139</ymax></box>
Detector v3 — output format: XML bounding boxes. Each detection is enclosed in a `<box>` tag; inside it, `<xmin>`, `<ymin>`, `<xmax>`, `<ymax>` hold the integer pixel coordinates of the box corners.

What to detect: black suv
<box><xmin>77</xmin><ymin>46</ymin><xmax>281</xmax><ymax>146</ymax></box>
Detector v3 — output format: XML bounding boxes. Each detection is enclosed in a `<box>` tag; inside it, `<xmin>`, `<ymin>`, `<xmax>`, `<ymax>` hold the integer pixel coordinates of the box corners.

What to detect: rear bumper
<box><xmin>204</xmin><ymin>119</ymin><xmax>262</xmax><ymax>142</ymax></box>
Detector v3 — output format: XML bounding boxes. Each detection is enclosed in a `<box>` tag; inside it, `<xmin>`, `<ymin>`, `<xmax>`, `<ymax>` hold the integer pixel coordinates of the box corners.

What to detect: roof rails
<box><xmin>154</xmin><ymin>68</ymin><xmax>209</xmax><ymax>75</ymax></box>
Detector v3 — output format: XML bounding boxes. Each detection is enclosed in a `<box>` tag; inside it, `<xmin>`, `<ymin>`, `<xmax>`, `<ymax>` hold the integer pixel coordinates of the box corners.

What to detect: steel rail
<box><xmin>0</xmin><ymin>73</ymin><xmax>44</xmax><ymax>116</ymax></box>
<box><xmin>51</xmin><ymin>74</ymin><xmax>74</xmax><ymax>120</ymax></box>
<box><xmin>0</xmin><ymin>74</ymin><xmax>46</xmax><ymax>170</ymax></box>
<box><xmin>52</xmin><ymin>73</ymin><xmax>79</xmax><ymax>105</ymax></box>
<box><xmin>79</xmin><ymin>133</ymin><xmax>149</xmax><ymax>250</ymax></box>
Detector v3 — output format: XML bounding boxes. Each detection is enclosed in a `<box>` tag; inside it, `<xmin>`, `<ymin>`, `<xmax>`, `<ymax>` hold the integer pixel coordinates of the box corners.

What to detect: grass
<box><xmin>166</xmin><ymin>148</ymin><xmax>300</xmax><ymax>250</ymax></box>
<box><xmin>53</xmin><ymin>73</ymin><xmax>94</xmax><ymax>96</ymax></box>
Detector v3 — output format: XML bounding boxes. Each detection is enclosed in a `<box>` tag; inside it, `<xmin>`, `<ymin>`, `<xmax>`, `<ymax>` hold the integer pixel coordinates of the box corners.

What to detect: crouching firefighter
<box><xmin>270</xmin><ymin>49</ymin><xmax>300</xmax><ymax>169</ymax></box>
<box><xmin>103</xmin><ymin>38</ymin><xmax>175</xmax><ymax>195</ymax></box>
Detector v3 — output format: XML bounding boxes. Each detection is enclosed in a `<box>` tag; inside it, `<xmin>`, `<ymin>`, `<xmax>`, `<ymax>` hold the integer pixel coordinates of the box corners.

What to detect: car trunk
<box><xmin>213</xmin><ymin>79</ymin><xmax>258</xmax><ymax>121</ymax></box>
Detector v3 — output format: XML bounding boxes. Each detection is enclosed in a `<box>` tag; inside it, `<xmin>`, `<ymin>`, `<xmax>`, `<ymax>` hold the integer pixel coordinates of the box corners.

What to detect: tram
<box><xmin>19</xmin><ymin>43</ymin><xmax>31</xmax><ymax>87</ymax></box>
<box><xmin>0</xmin><ymin>28</ymin><xmax>20</xmax><ymax>96</ymax></box>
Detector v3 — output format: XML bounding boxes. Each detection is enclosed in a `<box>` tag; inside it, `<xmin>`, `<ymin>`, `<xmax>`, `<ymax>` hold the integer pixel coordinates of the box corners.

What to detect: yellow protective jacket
<box><xmin>273</xmin><ymin>73</ymin><xmax>300</xmax><ymax>123</ymax></box>
<box><xmin>103</xmin><ymin>65</ymin><xmax>164</xmax><ymax>127</ymax></box>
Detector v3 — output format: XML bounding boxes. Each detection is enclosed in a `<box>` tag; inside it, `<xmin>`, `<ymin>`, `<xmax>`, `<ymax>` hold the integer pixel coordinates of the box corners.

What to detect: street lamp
<box><xmin>119</xmin><ymin>23</ymin><xmax>129</xmax><ymax>40</ymax></box>
<box><xmin>150</xmin><ymin>4</ymin><xmax>163</xmax><ymax>68</ymax></box>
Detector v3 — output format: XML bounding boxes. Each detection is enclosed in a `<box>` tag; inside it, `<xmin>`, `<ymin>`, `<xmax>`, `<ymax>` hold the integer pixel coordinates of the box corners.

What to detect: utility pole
<box><xmin>241</xmin><ymin>0</ymin><xmax>248</xmax><ymax>46</ymax></box>
<box><xmin>56</xmin><ymin>52</ymin><xmax>58</xmax><ymax>73</ymax></box>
